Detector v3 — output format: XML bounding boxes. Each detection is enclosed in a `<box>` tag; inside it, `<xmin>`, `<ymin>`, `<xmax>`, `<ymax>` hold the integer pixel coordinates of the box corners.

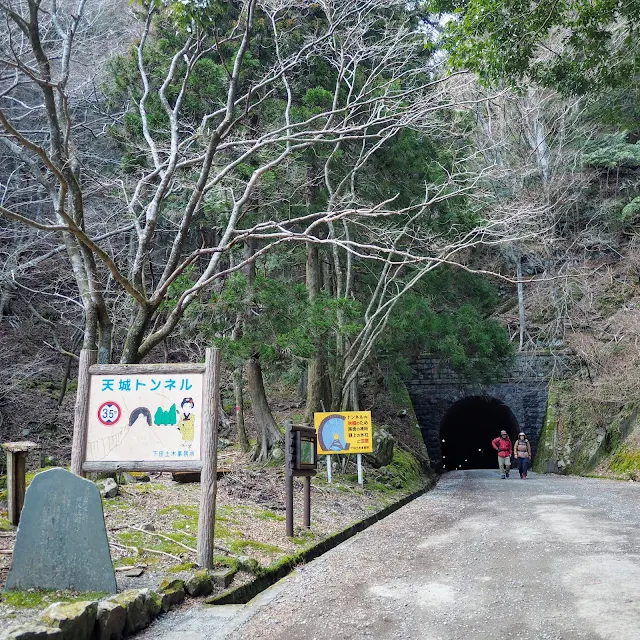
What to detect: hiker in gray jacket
<box><xmin>514</xmin><ymin>431</ymin><xmax>532</xmax><ymax>479</ymax></box>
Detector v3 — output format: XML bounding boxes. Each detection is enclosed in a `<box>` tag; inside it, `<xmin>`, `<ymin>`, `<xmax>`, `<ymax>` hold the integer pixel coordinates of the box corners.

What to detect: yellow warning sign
<box><xmin>314</xmin><ymin>411</ymin><xmax>373</xmax><ymax>455</ymax></box>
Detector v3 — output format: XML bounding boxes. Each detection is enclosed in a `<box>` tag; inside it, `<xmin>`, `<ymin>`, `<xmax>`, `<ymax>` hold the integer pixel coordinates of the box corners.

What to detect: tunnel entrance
<box><xmin>440</xmin><ymin>396</ymin><xmax>520</xmax><ymax>471</ymax></box>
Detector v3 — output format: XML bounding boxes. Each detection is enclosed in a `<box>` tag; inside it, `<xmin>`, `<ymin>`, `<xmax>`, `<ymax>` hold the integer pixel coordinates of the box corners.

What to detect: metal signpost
<box><xmin>314</xmin><ymin>411</ymin><xmax>374</xmax><ymax>485</ymax></box>
<box><xmin>284</xmin><ymin>419</ymin><xmax>318</xmax><ymax>537</ymax></box>
<box><xmin>70</xmin><ymin>347</ymin><xmax>221</xmax><ymax>569</ymax></box>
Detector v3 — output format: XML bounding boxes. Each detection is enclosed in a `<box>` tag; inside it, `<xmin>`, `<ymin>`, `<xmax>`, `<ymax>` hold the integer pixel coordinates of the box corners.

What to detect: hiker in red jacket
<box><xmin>491</xmin><ymin>430</ymin><xmax>512</xmax><ymax>479</ymax></box>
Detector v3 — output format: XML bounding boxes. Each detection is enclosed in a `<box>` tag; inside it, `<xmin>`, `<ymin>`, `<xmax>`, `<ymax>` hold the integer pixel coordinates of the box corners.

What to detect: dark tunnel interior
<box><xmin>440</xmin><ymin>396</ymin><xmax>520</xmax><ymax>470</ymax></box>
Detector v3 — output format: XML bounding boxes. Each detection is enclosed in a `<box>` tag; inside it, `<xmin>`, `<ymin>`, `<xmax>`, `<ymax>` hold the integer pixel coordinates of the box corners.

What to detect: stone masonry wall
<box><xmin>407</xmin><ymin>355</ymin><xmax>569</xmax><ymax>471</ymax></box>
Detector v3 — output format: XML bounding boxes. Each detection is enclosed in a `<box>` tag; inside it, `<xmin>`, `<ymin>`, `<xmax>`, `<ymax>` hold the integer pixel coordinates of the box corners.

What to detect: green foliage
<box><xmin>431</xmin><ymin>0</ymin><xmax>640</xmax><ymax>96</ymax></box>
<box><xmin>582</xmin><ymin>133</ymin><xmax>640</xmax><ymax>169</ymax></box>
<box><xmin>378</xmin><ymin>268</ymin><xmax>513</xmax><ymax>384</ymax></box>
<box><xmin>533</xmin><ymin>384</ymin><xmax>558</xmax><ymax>473</ymax></box>
<box><xmin>203</xmin><ymin>272</ymin><xmax>361</xmax><ymax>369</ymax></box>
<box><xmin>154</xmin><ymin>404</ymin><xmax>177</xmax><ymax>426</ymax></box>
<box><xmin>621</xmin><ymin>197</ymin><xmax>640</xmax><ymax>223</ymax></box>
<box><xmin>363</xmin><ymin>128</ymin><xmax>478</xmax><ymax>217</ymax></box>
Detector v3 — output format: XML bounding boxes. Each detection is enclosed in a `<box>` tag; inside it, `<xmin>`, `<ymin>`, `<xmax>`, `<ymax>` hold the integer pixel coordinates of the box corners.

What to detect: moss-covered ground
<box><xmin>0</xmin><ymin>444</ymin><xmax>430</xmax><ymax>619</ymax></box>
<box><xmin>2</xmin><ymin>590</ymin><xmax>107</xmax><ymax>611</ymax></box>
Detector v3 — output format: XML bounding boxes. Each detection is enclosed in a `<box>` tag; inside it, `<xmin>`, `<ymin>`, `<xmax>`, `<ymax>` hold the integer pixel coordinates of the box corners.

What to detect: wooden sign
<box><xmin>71</xmin><ymin>349</ymin><xmax>221</xmax><ymax>568</ymax></box>
<box><xmin>73</xmin><ymin>363</ymin><xmax>208</xmax><ymax>473</ymax></box>
<box><xmin>86</xmin><ymin>369</ymin><xmax>204</xmax><ymax>465</ymax></box>
<box><xmin>284</xmin><ymin>420</ymin><xmax>317</xmax><ymax>537</ymax></box>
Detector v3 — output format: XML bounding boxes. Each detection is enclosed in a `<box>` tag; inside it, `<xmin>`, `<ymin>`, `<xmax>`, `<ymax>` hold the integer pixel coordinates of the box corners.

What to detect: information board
<box><xmin>86</xmin><ymin>371</ymin><xmax>203</xmax><ymax>463</ymax></box>
<box><xmin>314</xmin><ymin>411</ymin><xmax>373</xmax><ymax>455</ymax></box>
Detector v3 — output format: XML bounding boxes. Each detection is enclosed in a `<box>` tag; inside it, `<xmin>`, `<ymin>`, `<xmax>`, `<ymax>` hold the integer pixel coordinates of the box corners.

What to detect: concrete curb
<box><xmin>206</xmin><ymin>483</ymin><xmax>432</xmax><ymax>606</ymax></box>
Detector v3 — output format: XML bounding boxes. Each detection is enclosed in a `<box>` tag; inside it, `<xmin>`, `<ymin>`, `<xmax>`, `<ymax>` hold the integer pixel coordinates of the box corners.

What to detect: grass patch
<box><xmin>159</xmin><ymin>505</ymin><xmax>199</xmax><ymax>518</ymax></box>
<box><xmin>216</xmin><ymin>505</ymin><xmax>240</xmax><ymax>520</ymax></box>
<box><xmin>387</xmin><ymin>447</ymin><xmax>424</xmax><ymax>489</ymax></box>
<box><xmin>332</xmin><ymin>483</ymin><xmax>357</xmax><ymax>493</ymax></box>
<box><xmin>263</xmin><ymin>553</ymin><xmax>299</xmax><ymax>575</ymax></box>
<box><xmin>609</xmin><ymin>446</ymin><xmax>640</xmax><ymax>477</ymax></box>
<box><xmin>229</xmin><ymin>505</ymin><xmax>285</xmax><ymax>522</ymax></box>
<box><xmin>253</xmin><ymin>509</ymin><xmax>285</xmax><ymax>522</ymax></box>
<box><xmin>290</xmin><ymin>530</ymin><xmax>317</xmax><ymax>547</ymax></box>
<box><xmin>113</xmin><ymin>557</ymin><xmax>137</xmax><ymax>568</ymax></box>
<box><xmin>173</xmin><ymin>519</ymin><xmax>198</xmax><ymax>532</ymax></box>
<box><xmin>2</xmin><ymin>590</ymin><xmax>107</xmax><ymax>610</ymax></box>
<box><xmin>226</xmin><ymin>538</ymin><xmax>283</xmax><ymax>555</ymax></box>
<box><xmin>125</xmin><ymin>483</ymin><xmax>164</xmax><ymax>494</ymax></box>
<box><xmin>116</xmin><ymin>531</ymin><xmax>189</xmax><ymax>556</ymax></box>
<box><xmin>214</xmin><ymin>555</ymin><xmax>240</xmax><ymax>572</ymax></box>
<box><xmin>103</xmin><ymin>497</ymin><xmax>131</xmax><ymax>510</ymax></box>
<box><xmin>167</xmin><ymin>561</ymin><xmax>198</xmax><ymax>574</ymax></box>
<box><xmin>0</xmin><ymin>516</ymin><xmax>13</xmax><ymax>531</ymax></box>
<box><xmin>365</xmin><ymin>481</ymin><xmax>391</xmax><ymax>493</ymax></box>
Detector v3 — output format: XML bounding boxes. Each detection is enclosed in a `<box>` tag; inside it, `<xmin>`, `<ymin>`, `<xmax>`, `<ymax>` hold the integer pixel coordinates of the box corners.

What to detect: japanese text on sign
<box><xmin>86</xmin><ymin>373</ymin><xmax>203</xmax><ymax>463</ymax></box>
<box><xmin>314</xmin><ymin>411</ymin><xmax>373</xmax><ymax>455</ymax></box>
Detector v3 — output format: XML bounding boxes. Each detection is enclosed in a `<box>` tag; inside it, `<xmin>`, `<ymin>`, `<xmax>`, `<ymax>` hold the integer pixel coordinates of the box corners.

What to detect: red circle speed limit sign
<box><xmin>98</xmin><ymin>401</ymin><xmax>121</xmax><ymax>426</ymax></box>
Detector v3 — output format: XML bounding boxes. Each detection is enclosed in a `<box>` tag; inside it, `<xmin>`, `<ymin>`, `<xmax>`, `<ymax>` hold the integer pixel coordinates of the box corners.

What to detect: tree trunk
<box><xmin>83</xmin><ymin>300</ymin><xmax>99</xmax><ymax>351</ymax></box>
<box><xmin>0</xmin><ymin>282</ymin><xmax>16</xmax><ymax>322</ymax></box>
<box><xmin>304</xmin><ymin>242</ymin><xmax>330</xmax><ymax>422</ymax></box>
<box><xmin>339</xmin><ymin>353</ymin><xmax>360</xmax><ymax>411</ymax></box>
<box><xmin>516</xmin><ymin>255</ymin><xmax>526</xmax><ymax>351</ymax></box>
<box><xmin>97</xmin><ymin>304</ymin><xmax>113</xmax><ymax>364</ymax></box>
<box><xmin>241</xmin><ymin>238</ymin><xmax>279</xmax><ymax>458</ymax></box>
<box><xmin>246</xmin><ymin>354</ymin><xmax>282</xmax><ymax>461</ymax></box>
<box><xmin>233</xmin><ymin>367</ymin><xmax>250</xmax><ymax>452</ymax></box>
<box><xmin>121</xmin><ymin>305</ymin><xmax>152</xmax><ymax>363</ymax></box>
<box><xmin>57</xmin><ymin>353</ymin><xmax>74</xmax><ymax>408</ymax></box>
<box><xmin>57</xmin><ymin>332</ymin><xmax>82</xmax><ymax>407</ymax></box>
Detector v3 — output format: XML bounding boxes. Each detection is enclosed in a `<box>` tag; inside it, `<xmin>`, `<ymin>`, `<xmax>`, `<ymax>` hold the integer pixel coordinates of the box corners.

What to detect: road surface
<box><xmin>136</xmin><ymin>470</ymin><xmax>640</xmax><ymax>639</ymax></box>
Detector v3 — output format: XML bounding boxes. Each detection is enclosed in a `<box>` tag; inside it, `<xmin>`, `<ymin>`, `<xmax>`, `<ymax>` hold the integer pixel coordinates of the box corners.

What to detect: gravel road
<box><xmin>136</xmin><ymin>470</ymin><xmax>640</xmax><ymax>640</ymax></box>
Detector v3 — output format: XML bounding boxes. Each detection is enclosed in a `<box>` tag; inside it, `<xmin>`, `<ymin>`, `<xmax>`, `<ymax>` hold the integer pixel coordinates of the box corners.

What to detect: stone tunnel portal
<box><xmin>440</xmin><ymin>396</ymin><xmax>520</xmax><ymax>471</ymax></box>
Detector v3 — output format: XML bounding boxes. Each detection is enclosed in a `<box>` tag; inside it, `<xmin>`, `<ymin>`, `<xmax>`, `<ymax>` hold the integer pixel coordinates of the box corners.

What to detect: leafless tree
<box><xmin>1</xmin><ymin>0</ymin><xmax>549</xmax><ymax>456</ymax></box>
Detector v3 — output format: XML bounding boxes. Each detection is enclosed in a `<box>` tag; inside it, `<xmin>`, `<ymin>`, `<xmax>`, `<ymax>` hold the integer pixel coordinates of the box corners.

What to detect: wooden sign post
<box><xmin>284</xmin><ymin>419</ymin><xmax>317</xmax><ymax>537</ymax></box>
<box><xmin>197</xmin><ymin>348</ymin><xmax>221</xmax><ymax>569</ymax></box>
<box><xmin>70</xmin><ymin>348</ymin><xmax>221</xmax><ymax>569</ymax></box>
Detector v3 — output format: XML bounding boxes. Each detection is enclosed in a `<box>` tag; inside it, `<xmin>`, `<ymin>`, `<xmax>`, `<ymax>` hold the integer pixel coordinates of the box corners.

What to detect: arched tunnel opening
<box><xmin>440</xmin><ymin>396</ymin><xmax>520</xmax><ymax>471</ymax></box>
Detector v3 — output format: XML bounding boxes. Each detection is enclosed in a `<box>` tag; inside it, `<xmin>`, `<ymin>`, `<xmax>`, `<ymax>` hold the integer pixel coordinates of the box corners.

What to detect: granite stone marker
<box><xmin>4</xmin><ymin>468</ymin><xmax>117</xmax><ymax>593</ymax></box>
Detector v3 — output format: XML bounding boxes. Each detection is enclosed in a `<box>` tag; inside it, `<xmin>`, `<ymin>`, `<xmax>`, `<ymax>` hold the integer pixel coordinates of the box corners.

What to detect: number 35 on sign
<box><xmin>97</xmin><ymin>402</ymin><xmax>121</xmax><ymax>426</ymax></box>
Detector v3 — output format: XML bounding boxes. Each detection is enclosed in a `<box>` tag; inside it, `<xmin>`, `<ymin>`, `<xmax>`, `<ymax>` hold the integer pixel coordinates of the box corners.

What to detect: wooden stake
<box><xmin>303</xmin><ymin>476</ymin><xmax>311</xmax><ymax>529</ymax></box>
<box><xmin>197</xmin><ymin>348</ymin><xmax>221</xmax><ymax>569</ymax></box>
<box><xmin>285</xmin><ymin>420</ymin><xmax>294</xmax><ymax>537</ymax></box>
<box><xmin>71</xmin><ymin>349</ymin><xmax>97</xmax><ymax>476</ymax></box>
<box><xmin>2</xmin><ymin>442</ymin><xmax>38</xmax><ymax>525</ymax></box>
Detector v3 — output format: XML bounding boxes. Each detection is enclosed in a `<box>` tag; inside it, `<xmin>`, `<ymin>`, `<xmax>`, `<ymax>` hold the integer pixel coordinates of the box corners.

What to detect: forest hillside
<box><xmin>1</xmin><ymin>0</ymin><xmax>640</xmax><ymax>478</ymax></box>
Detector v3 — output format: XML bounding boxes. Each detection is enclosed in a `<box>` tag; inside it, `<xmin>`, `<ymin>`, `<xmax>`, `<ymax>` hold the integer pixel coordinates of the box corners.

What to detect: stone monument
<box><xmin>4</xmin><ymin>468</ymin><xmax>117</xmax><ymax>593</ymax></box>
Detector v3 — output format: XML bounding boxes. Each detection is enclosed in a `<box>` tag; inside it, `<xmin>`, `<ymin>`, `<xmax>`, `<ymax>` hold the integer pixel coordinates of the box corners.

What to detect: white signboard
<box><xmin>86</xmin><ymin>372</ymin><xmax>203</xmax><ymax>462</ymax></box>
